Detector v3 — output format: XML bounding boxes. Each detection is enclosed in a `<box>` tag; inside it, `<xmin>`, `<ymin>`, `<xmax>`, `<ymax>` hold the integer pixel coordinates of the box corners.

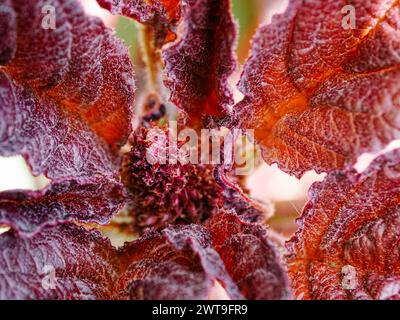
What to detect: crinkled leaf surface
<box><xmin>0</xmin><ymin>0</ymin><xmax>135</xmax><ymax>181</ymax></box>
<box><xmin>0</xmin><ymin>179</ymin><xmax>125</xmax><ymax>237</ymax></box>
<box><xmin>115</xmin><ymin>228</ymin><xmax>211</xmax><ymax>300</ymax></box>
<box><xmin>1</xmin><ymin>223</ymin><xmax>214</xmax><ymax>300</ymax></box>
<box><xmin>0</xmin><ymin>211</ymin><xmax>289</xmax><ymax>300</ymax></box>
<box><xmin>1</xmin><ymin>216</ymin><xmax>237</xmax><ymax>300</ymax></box>
<box><xmin>116</xmin><ymin>216</ymin><xmax>290</xmax><ymax>300</ymax></box>
<box><xmin>214</xmin><ymin>166</ymin><xmax>270</xmax><ymax>224</ymax></box>
<box><xmin>235</xmin><ymin>0</ymin><xmax>400</xmax><ymax>177</ymax></box>
<box><xmin>0</xmin><ymin>0</ymin><xmax>16</xmax><ymax>64</ymax></box>
<box><xmin>115</xmin><ymin>223</ymin><xmax>242</xmax><ymax>300</ymax></box>
<box><xmin>208</xmin><ymin>212</ymin><xmax>291</xmax><ymax>300</ymax></box>
<box><xmin>97</xmin><ymin>0</ymin><xmax>181</xmax><ymax>46</ymax></box>
<box><xmin>98</xmin><ymin>0</ymin><xmax>237</xmax><ymax>125</ymax></box>
<box><xmin>287</xmin><ymin>149</ymin><xmax>400</xmax><ymax>300</ymax></box>
<box><xmin>162</xmin><ymin>0</ymin><xmax>237</xmax><ymax>125</ymax></box>
<box><xmin>0</xmin><ymin>224</ymin><xmax>120</xmax><ymax>300</ymax></box>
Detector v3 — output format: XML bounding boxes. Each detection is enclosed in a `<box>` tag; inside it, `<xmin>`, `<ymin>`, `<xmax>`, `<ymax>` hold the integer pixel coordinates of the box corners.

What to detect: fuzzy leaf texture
<box><xmin>162</xmin><ymin>0</ymin><xmax>237</xmax><ymax>125</ymax></box>
<box><xmin>114</xmin><ymin>221</ymin><xmax>243</xmax><ymax>300</ymax></box>
<box><xmin>0</xmin><ymin>224</ymin><xmax>120</xmax><ymax>300</ymax></box>
<box><xmin>0</xmin><ymin>0</ymin><xmax>135</xmax><ymax>181</ymax></box>
<box><xmin>0</xmin><ymin>213</ymin><xmax>289</xmax><ymax>300</ymax></box>
<box><xmin>97</xmin><ymin>0</ymin><xmax>237</xmax><ymax>126</ymax></box>
<box><xmin>0</xmin><ymin>179</ymin><xmax>125</xmax><ymax>237</ymax></box>
<box><xmin>97</xmin><ymin>0</ymin><xmax>181</xmax><ymax>46</ymax></box>
<box><xmin>235</xmin><ymin>0</ymin><xmax>400</xmax><ymax>177</ymax></box>
<box><xmin>3</xmin><ymin>0</ymin><xmax>400</xmax><ymax>302</ymax></box>
<box><xmin>114</xmin><ymin>212</ymin><xmax>290</xmax><ymax>300</ymax></box>
<box><xmin>287</xmin><ymin>149</ymin><xmax>400</xmax><ymax>300</ymax></box>
<box><xmin>208</xmin><ymin>213</ymin><xmax>291</xmax><ymax>300</ymax></box>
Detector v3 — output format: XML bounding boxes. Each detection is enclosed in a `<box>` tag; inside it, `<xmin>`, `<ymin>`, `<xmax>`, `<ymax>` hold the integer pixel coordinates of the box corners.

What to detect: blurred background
<box><xmin>1</xmin><ymin>0</ymin><xmax>400</xmax><ymax>240</ymax></box>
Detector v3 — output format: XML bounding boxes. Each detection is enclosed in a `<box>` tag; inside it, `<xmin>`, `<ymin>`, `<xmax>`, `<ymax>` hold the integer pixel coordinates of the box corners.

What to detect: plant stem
<box><xmin>138</xmin><ymin>24</ymin><xmax>162</xmax><ymax>93</ymax></box>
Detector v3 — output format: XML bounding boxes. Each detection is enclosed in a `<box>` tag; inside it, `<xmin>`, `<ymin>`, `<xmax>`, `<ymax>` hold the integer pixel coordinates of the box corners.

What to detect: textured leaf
<box><xmin>0</xmin><ymin>0</ymin><xmax>135</xmax><ymax>180</ymax></box>
<box><xmin>235</xmin><ymin>0</ymin><xmax>400</xmax><ymax>177</ymax></box>
<box><xmin>287</xmin><ymin>149</ymin><xmax>400</xmax><ymax>300</ymax></box>
<box><xmin>6</xmin><ymin>0</ymin><xmax>71</xmax><ymax>87</ymax></box>
<box><xmin>115</xmin><ymin>223</ymin><xmax>242</xmax><ymax>300</ymax></box>
<box><xmin>1</xmin><ymin>223</ymin><xmax>223</xmax><ymax>300</ymax></box>
<box><xmin>208</xmin><ymin>212</ymin><xmax>291</xmax><ymax>300</ymax></box>
<box><xmin>0</xmin><ymin>0</ymin><xmax>16</xmax><ymax>64</ymax></box>
<box><xmin>0</xmin><ymin>179</ymin><xmax>125</xmax><ymax>237</ymax></box>
<box><xmin>163</xmin><ymin>0</ymin><xmax>237</xmax><ymax>125</ymax></box>
<box><xmin>0</xmin><ymin>224</ymin><xmax>120</xmax><ymax>300</ymax></box>
<box><xmin>98</xmin><ymin>0</ymin><xmax>236</xmax><ymax>124</ymax></box>
<box><xmin>97</xmin><ymin>0</ymin><xmax>181</xmax><ymax>46</ymax></box>
<box><xmin>0</xmin><ymin>211</ymin><xmax>289</xmax><ymax>300</ymax></box>
<box><xmin>0</xmin><ymin>73</ymin><xmax>117</xmax><ymax>180</ymax></box>
<box><xmin>214</xmin><ymin>165</ymin><xmax>271</xmax><ymax>224</ymax></box>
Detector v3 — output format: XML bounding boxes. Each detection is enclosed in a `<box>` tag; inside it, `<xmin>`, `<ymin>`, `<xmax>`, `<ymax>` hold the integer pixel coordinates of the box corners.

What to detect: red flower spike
<box><xmin>235</xmin><ymin>0</ymin><xmax>400</xmax><ymax>177</ymax></box>
<box><xmin>97</xmin><ymin>0</ymin><xmax>181</xmax><ymax>46</ymax></box>
<box><xmin>122</xmin><ymin>126</ymin><xmax>222</xmax><ymax>234</ymax></box>
<box><xmin>122</xmin><ymin>126</ymin><xmax>271</xmax><ymax>232</ymax></box>
<box><xmin>162</xmin><ymin>0</ymin><xmax>237</xmax><ymax>125</ymax></box>
<box><xmin>207</xmin><ymin>212</ymin><xmax>292</xmax><ymax>300</ymax></box>
<box><xmin>287</xmin><ymin>149</ymin><xmax>400</xmax><ymax>300</ymax></box>
<box><xmin>0</xmin><ymin>179</ymin><xmax>126</xmax><ymax>237</ymax></box>
<box><xmin>0</xmin><ymin>224</ymin><xmax>120</xmax><ymax>300</ymax></box>
<box><xmin>0</xmin><ymin>0</ymin><xmax>135</xmax><ymax>180</ymax></box>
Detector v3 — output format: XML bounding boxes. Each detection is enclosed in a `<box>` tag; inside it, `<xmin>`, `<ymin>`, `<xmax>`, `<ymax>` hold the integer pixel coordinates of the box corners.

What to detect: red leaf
<box><xmin>0</xmin><ymin>0</ymin><xmax>16</xmax><ymax>64</ymax></box>
<box><xmin>0</xmin><ymin>211</ymin><xmax>290</xmax><ymax>300</ymax></box>
<box><xmin>98</xmin><ymin>0</ymin><xmax>236</xmax><ymax>125</ymax></box>
<box><xmin>0</xmin><ymin>0</ymin><xmax>135</xmax><ymax>180</ymax></box>
<box><xmin>214</xmin><ymin>165</ymin><xmax>271</xmax><ymax>224</ymax></box>
<box><xmin>6</xmin><ymin>0</ymin><xmax>71</xmax><ymax>87</ymax></box>
<box><xmin>0</xmin><ymin>73</ymin><xmax>118</xmax><ymax>180</ymax></box>
<box><xmin>234</xmin><ymin>0</ymin><xmax>400</xmax><ymax>177</ymax></box>
<box><xmin>0</xmin><ymin>224</ymin><xmax>119</xmax><ymax>300</ymax></box>
<box><xmin>2</xmin><ymin>222</ymin><xmax>224</xmax><ymax>300</ymax></box>
<box><xmin>115</xmin><ymin>224</ymin><xmax>242</xmax><ymax>299</ymax></box>
<box><xmin>163</xmin><ymin>0</ymin><xmax>237</xmax><ymax>125</ymax></box>
<box><xmin>97</xmin><ymin>0</ymin><xmax>181</xmax><ymax>46</ymax></box>
<box><xmin>207</xmin><ymin>212</ymin><xmax>292</xmax><ymax>300</ymax></box>
<box><xmin>0</xmin><ymin>179</ymin><xmax>125</xmax><ymax>237</ymax></box>
<box><xmin>287</xmin><ymin>149</ymin><xmax>400</xmax><ymax>300</ymax></box>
